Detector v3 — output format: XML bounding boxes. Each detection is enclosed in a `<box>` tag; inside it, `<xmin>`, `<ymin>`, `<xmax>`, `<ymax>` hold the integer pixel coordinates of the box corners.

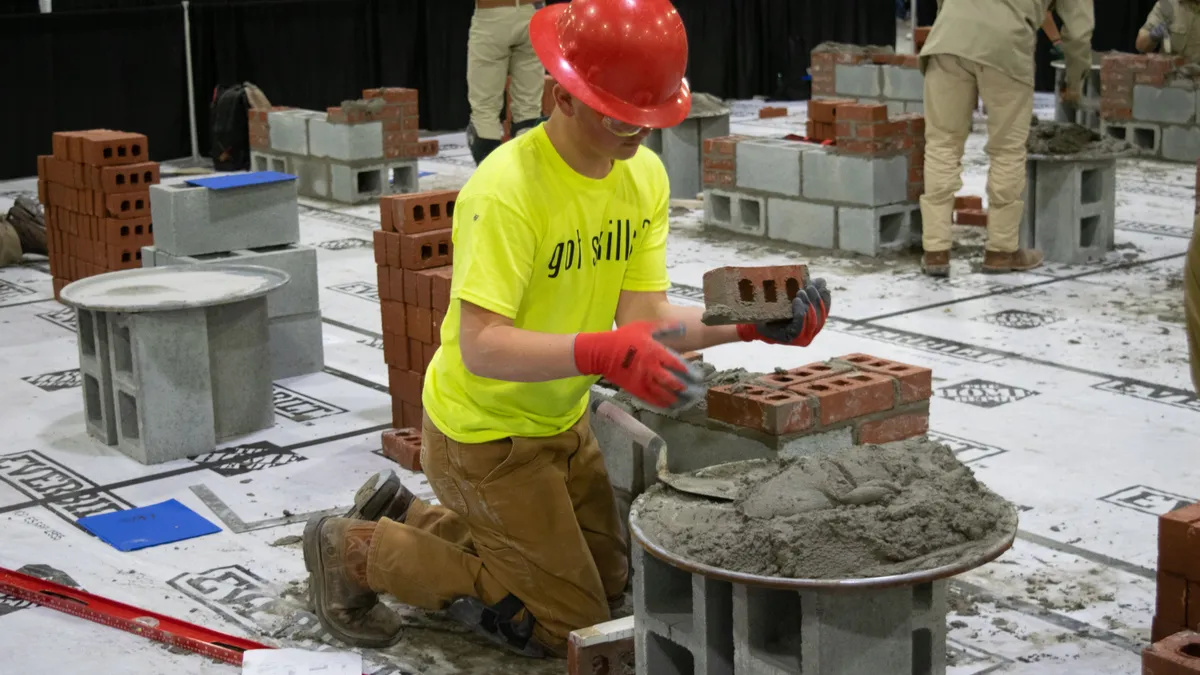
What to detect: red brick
<box><xmin>381</xmin><ymin>300</ymin><xmax>406</xmax><ymax>336</ymax></box>
<box><xmin>79</xmin><ymin>131</ymin><xmax>149</xmax><ymax>167</ymax></box>
<box><xmin>381</xmin><ymin>428</ymin><xmax>422</xmax><ymax>472</ymax></box>
<box><xmin>706</xmin><ymin>384</ymin><xmax>814</xmax><ymax>435</ymax></box>
<box><xmin>1153</xmin><ymin>616</ymin><xmax>1189</xmax><ymax>644</ymax></box>
<box><xmin>401</xmin><ymin>402</ymin><xmax>423</xmax><ymax>428</ymax></box>
<box><xmin>567</xmin><ymin>634</ymin><xmax>634</xmax><ymax>675</ymax></box>
<box><xmin>702</xmin><ymin>265</ymin><xmax>810</xmax><ymax>325</ymax></box>
<box><xmin>363</xmin><ymin>87</ymin><xmax>419</xmax><ymax>104</ymax></box>
<box><xmin>432</xmin><ymin>309</ymin><xmax>445</xmax><ymax>345</ymax></box>
<box><xmin>97</xmin><ymin>162</ymin><xmax>159</xmax><ymax>194</ymax></box>
<box><xmin>390</xmin><ymin>368</ymin><xmax>424</xmax><ymax>406</ymax></box>
<box><xmin>1160</xmin><ymin>504</ymin><xmax>1200</xmax><ymax>577</ymax></box>
<box><xmin>428</xmin><ymin>266</ymin><xmax>453</xmax><ymax>312</ymax></box>
<box><xmin>100</xmin><ymin>216</ymin><xmax>152</xmax><ymax>246</ymax></box>
<box><xmin>954</xmin><ymin>195</ymin><xmax>983</xmax><ymax>210</ymax></box>
<box><xmin>702</xmin><ymin>136</ymin><xmax>741</xmax><ymax>156</ymax></box>
<box><xmin>857</xmin><ymin>411</ymin><xmax>928</xmax><ymax>445</ymax></box>
<box><xmin>422</xmin><ymin>341</ymin><xmax>438</xmax><ymax>370</ymax></box>
<box><xmin>373</xmin><ymin>231</ymin><xmax>388</xmax><ymax>266</ymax></box>
<box><xmin>407</xmin><ymin>305</ymin><xmax>434</xmax><ymax>343</ymax></box>
<box><xmin>104</xmin><ymin>244</ymin><xmax>143</xmax><ymax>270</ymax></box>
<box><xmin>1143</xmin><ymin>629</ymin><xmax>1200</xmax><ymax>673</ymax></box>
<box><xmin>838</xmin><ymin>140</ymin><xmax>890</xmax><ymax>156</ymax></box>
<box><xmin>759</xmin><ymin>106</ymin><xmax>788</xmax><ymax>119</ymax></box>
<box><xmin>405</xmin><ymin>268</ymin><xmax>433</xmax><ymax>307</ymax></box>
<box><xmin>955</xmin><ymin>209</ymin><xmax>988</xmax><ymax>227</ymax></box>
<box><xmin>1191</xmin><ymin>583</ymin><xmax>1200</xmax><ymax>631</ymax></box>
<box><xmin>377</xmin><ymin>266</ymin><xmax>392</xmax><ymax>301</ymax></box>
<box><xmin>102</xmin><ymin>191</ymin><xmax>150</xmax><ymax>219</ymax></box>
<box><xmin>808</xmin><ymin>98</ymin><xmax>857</xmax><ymax>123</ymax></box>
<box><xmin>790</xmin><ymin>371</ymin><xmax>896</xmax><ymax>425</ymax></box>
<box><xmin>384</xmin><ymin>332</ymin><xmax>409</xmax><ymax>368</ymax></box>
<box><xmin>400</xmin><ymin>228</ymin><xmax>453</xmax><ymax>270</ymax></box>
<box><xmin>382</xmin><ymin>231</ymin><xmax>402</xmax><ymax>268</ymax></box>
<box><xmin>837</xmin><ymin>354</ymin><xmax>932</xmax><ymax>403</ymax></box>
<box><xmin>1160</xmin><ymin>573</ymin><xmax>1190</xmax><ymax>629</ymax></box>
<box><xmin>754</xmin><ymin>362</ymin><xmax>849</xmax><ymax>390</ymax></box>
<box><xmin>408</xmin><ymin>337</ymin><xmax>424</xmax><ymax>372</ymax></box>
<box><xmin>703</xmin><ymin>156</ymin><xmax>735</xmax><ymax>171</ymax></box>
<box><xmin>702</xmin><ymin>169</ymin><xmax>735</xmax><ymax>188</ymax></box>
<box><xmin>381</xmin><ymin>191</ymin><xmax>457</xmax><ymax>234</ymax></box>
<box><xmin>836</xmin><ymin>103</ymin><xmax>888</xmax><ymax>122</ymax></box>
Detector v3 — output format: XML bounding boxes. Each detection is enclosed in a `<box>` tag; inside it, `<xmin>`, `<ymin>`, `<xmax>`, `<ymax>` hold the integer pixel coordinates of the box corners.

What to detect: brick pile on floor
<box><xmin>1147</xmin><ymin>502</ymin><xmax>1200</xmax><ymax>671</ymax></box>
<box><xmin>375</xmin><ymin>190</ymin><xmax>457</xmax><ymax>471</ymax></box>
<box><xmin>954</xmin><ymin>195</ymin><xmax>988</xmax><ymax>227</ymax></box>
<box><xmin>37</xmin><ymin>130</ymin><xmax>159</xmax><ymax>300</ymax></box>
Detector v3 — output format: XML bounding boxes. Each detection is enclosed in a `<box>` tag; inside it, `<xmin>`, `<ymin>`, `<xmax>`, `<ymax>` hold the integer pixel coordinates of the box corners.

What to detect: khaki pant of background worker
<box><xmin>1187</xmin><ymin>215</ymin><xmax>1200</xmax><ymax>393</ymax></box>
<box><xmin>921</xmin><ymin>54</ymin><xmax>1034</xmax><ymax>254</ymax></box>
<box><xmin>364</xmin><ymin>412</ymin><xmax>628</xmax><ymax>654</ymax></box>
<box><xmin>467</xmin><ymin>3</ymin><xmax>545</xmax><ymax>142</ymax></box>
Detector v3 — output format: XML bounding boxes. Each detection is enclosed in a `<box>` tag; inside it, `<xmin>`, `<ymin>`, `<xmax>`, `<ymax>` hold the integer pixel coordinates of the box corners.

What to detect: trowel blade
<box><xmin>654</xmin><ymin>437</ymin><xmax>739</xmax><ymax>501</ymax></box>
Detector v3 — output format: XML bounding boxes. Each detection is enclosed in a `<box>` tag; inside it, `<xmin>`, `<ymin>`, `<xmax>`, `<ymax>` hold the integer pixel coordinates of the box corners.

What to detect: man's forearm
<box><xmin>461</xmin><ymin>324</ymin><xmax>581</xmax><ymax>382</ymax></box>
<box><xmin>647</xmin><ymin>303</ymin><xmax>741</xmax><ymax>352</ymax></box>
<box><xmin>1042</xmin><ymin>13</ymin><xmax>1062</xmax><ymax>43</ymax></box>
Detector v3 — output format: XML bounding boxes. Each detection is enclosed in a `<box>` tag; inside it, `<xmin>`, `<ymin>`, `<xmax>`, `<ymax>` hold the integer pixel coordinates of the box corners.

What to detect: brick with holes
<box><xmin>567</xmin><ymin>616</ymin><xmax>634</xmax><ymax>675</ymax></box>
<box><xmin>836</xmin><ymin>353</ymin><xmax>932</xmax><ymax>403</ymax></box>
<box><xmin>94</xmin><ymin>162</ymin><xmax>161</xmax><ymax>194</ymax></box>
<box><xmin>79</xmin><ymin>130</ymin><xmax>149</xmax><ymax>167</ymax></box>
<box><xmin>754</xmin><ymin>361</ymin><xmax>854</xmax><ymax>390</ymax></box>
<box><xmin>701</xmin><ymin>264</ymin><xmax>811</xmax><ymax>326</ymax></box>
<box><xmin>789</xmin><ymin>371</ymin><xmax>896</xmax><ymax>426</ymax></box>
<box><xmin>706</xmin><ymin>383</ymin><xmax>814</xmax><ymax>435</ymax></box>
<box><xmin>1143</xmin><ymin>629</ymin><xmax>1200</xmax><ymax>673</ymax></box>
<box><xmin>399</xmin><ymin>228</ymin><xmax>453</xmax><ymax>270</ymax></box>
<box><xmin>1160</xmin><ymin>503</ymin><xmax>1200</xmax><ymax>577</ymax></box>
<box><xmin>381</xmin><ymin>190</ymin><xmax>458</xmax><ymax>234</ymax></box>
<box><xmin>382</xmin><ymin>428</ymin><xmax>423</xmax><ymax>472</ymax></box>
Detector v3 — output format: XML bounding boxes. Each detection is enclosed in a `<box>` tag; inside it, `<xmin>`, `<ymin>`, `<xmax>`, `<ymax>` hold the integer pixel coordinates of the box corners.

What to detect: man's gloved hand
<box><xmin>1049</xmin><ymin>42</ymin><xmax>1064</xmax><ymax>59</ymax></box>
<box><xmin>1151</xmin><ymin>23</ymin><xmax>1170</xmax><ymax>43</ymax></box>
<box><xmin>574</xmin><ymin>321</ymin><xmax>704</xmax><ymax>409</ymax></box>
<box><xmin>736</xmin><ymin>279</ymin><xmax>832</xmax><ymax>347</ymax></box>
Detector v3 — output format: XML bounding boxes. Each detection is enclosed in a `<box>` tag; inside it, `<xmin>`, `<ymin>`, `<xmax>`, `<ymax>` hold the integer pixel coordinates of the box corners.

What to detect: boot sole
<box><xmin>921</xmin><ymin>264</ymin><xmax>950</xmax><ymax>277</ymax></box>
<box><xmin>345</xmin><ymin>470</ymin><xmax>401</xmax><ymax>521</ymax></box>
<box><xmin>302</xmin><ymin>516</ymin><xmax>401</xmax><ymax>649</ymax></box>
<box><xmin>981</xmin><ymin>262</ymin><xmax>1042</xmax><ymax>274</ymax></box>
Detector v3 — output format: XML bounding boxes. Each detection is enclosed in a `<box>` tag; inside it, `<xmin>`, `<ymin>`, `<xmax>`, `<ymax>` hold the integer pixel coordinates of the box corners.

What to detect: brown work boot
<box><xmin>921</xmin><ymin>250</ymin><xmax>950</xmax><ymax>277</ymax></box>
<box><xmin>982</xmin><ymin>248</ymin><xmax>1044</xmax><ymax>274</ymax></box>
<box><xmin>346</xmin><ymin>470</ymin><xmax>416</xmax><ymax>523</ymax></box>
<box><xmin>302</xmin><ymin>516</ymin><xmax>403</xmax><ymax>647</ymax></box>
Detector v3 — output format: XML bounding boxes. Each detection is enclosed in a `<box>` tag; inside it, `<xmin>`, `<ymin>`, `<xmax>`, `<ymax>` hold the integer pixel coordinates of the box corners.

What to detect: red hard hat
<box><xmin>530</xmin><ymin>0</ymin><xmax>692</xmax><ymax>129</ymax></box>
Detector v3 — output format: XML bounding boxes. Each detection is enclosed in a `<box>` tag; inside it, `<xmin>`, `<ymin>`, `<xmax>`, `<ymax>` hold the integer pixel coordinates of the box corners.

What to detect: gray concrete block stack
<box><xmin>1099</xmin><ymin>53</ymin><xmax>1200</xmax><ymax>162</ymax></box>
<box><xmin>142</xmin><ymin>176</ymin><xmax>325</xmax><ymax>380</ymax></box>
<box><xmin>699</xmin><ymin>102</ymin><xmax>926</xmax><ymax>257</ymax></box>
<box><xmin>248</xmin><ymin>88</ymin><xmax>438</xmax><ymax>204</ymax></box>
<box><xmin>1019</xmin><ymin>156</ymin><xmax>1117</xmax><ymax>264</ymax></box>
<box><xmin>643</xmin><ymin>93</ymin><xmax>731</xmax><ymax>200</ymax></box>
<box><xmin>811</xmin><ymin>43</ymin><xmax>924</xmax><ymax>117</ymax></box>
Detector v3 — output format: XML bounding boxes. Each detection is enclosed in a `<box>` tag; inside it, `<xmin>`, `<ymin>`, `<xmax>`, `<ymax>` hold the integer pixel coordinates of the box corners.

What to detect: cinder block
<box><xmin>250</xmin><ymin>150</ymin><xmax>289</xmax><ymax>174</ymax></box>
<box><xmin>267</xmin><ymin>110</ymin><xmax>314</xmax><ymax>155</ymax></box>
<box><xmin>77</xmin><ymin>309</ymin><xmax>118</xmax><ymax>445</ymax></box>
<box><xmin>835</xmin><ymin>63</ymin><xmax>883</xmax><ymax>98</ymax></box>
<box><xmin>735</xmin><ymin>139</ymin><xmax>805</xmax><ymax>197</ymax></box>
<box><xmin>882</xmin><ymin>65</ymin><xmax>924</xmax><ymax>101</ymax></box>
<box><xmin>1019</xmin><ymin>158</ymin><xmax>1116</xmax><ymax>263</ymax></box>
<box><xmin>149</xmin><ymin>244</ymin><xmax>318</xmax><ymax>319</ymax></box>
<box><xmin>268</xmin><ymin>312</ymin><xmax>325</xmax><ymax>380</ymax></box>
<box><xmin>767</xmin><ymin>198</ymin><xmax>837</xmax><ymax>248</ymax></box>
<box><xmin>837</xmin><ymin>202</ymin><xmax>920</xmax><ymax>256</ymax></box>
<box><xmin>633</xmin><ymin>544</ymin><xmax>735</xmax><ymax>671</ymax></box>
<box><xmin>388</xmin><ymin>160</ymin><xmax>420</xmax><ymax>194</ymax></box>
<box><xmin>662</xmin><ymin>120</ymin><xmax>701</xmax><ymax>200</ymax></box>
<box><xmin>703</xmin><ymin>189</ymin><xmax>766</xmax><ymax>237</ymax></box>
<box><xmin>1133</xmin><ymin>84</ymin><xmax>1196</xmax><ymax>125</ymax></box>
<box><xmin>701</xmin><ymin>264</ymin><xmax>810</xmax><ymax>326</ymax></box>
<box><xmin>643</xmin><ymin>129</ymin><xmax>663</xmax><ymax>154</ymax></box>
<box><xmin>904</xmin><ymin>101</ymin><xmax>925</xmax><ymax>114</ymax></box>
<box><xmin>206</xmin><ymin>298</ymin><xmax>276</xmax><ymax>440</ymax></box>
<box><xmin>308</xmin><ymin>118</ymin><xmax>384</xmax><ymax>162</ymax></box>
<box><xmin>1163</xmin><ymin>125</ymin><xmax>1200</xmax><ymax>163</ymax></box>
<box><xmin>331</xmin><ymin>163</ymin><xmax>387</xmax><ymax>204</ymax></box>
<box><xmin>803</xmin><ymin>151</ymin><xmax>907</xmax><ymax>207</ymax></box>
<box><xmin>149</xmin><ymin>179</ymin><xmax>301</xmax><ymax>257</ymax></box>
<box><xmin>1101</xmin><ymin>121</ymin><xmax>1162</xmax><ymax>155</ymax></box>
<box><xmin>291</xmin><ymin>156</ymin><xmax>331</xmax><ymax>199</ymax></box>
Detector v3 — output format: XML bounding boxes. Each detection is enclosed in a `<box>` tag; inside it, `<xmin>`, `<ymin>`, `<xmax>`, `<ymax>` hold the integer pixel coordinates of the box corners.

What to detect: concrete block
<box><xmin>267</xmin><ymin>110</ymin><xmax>312</xmax><ymax>155</ymax></box>
<box><xmin>291</xmin><ymin>156</ymin><xmax>331</xmax><ymax>199</ymax></box>
<box><xmin>269</xmin><ymin>312</ymin><xmax>325</xmax><ymax>380</ymax></box>
<box><xmin>803</xmin><ymin>151</ymin><xmax>908</xmax><ymax>207</ymax></box>
<box><xmin>835</xmin><ymin>63</ymin><xmax>883</xmax><ymax>98</ymax></box>
<box><xmin>1020</xmin><ymin>158</ymin><xmax>1116</xmax><ymax>263</ymax></box>
<box><xmin>206</xmin><ymin>299</ymin><xmax>275</xmax><ymax>439</ymax></box>
<box><xmin>703</xmin><ymin>189</ymin><xmax>766</xmax><ymax>237</ymax></box>
<box><xmin>736</xmin><ymin>139</ymin><xmax>805</xmax><ymax>197</ymax></box>
<box><xmin>149</xmin><ymin>179</ymin><xmax>301</xmax><ymax>257</ymax></box>
<box><xmin>643</xmin><ymin>129</ymin><xmax>663</xmax><ymax>154</ymax></box>
<box><xmin>904</xmin><ymin>101</ymin><xmax>924</xmax><ymax>115</ymax></box>
<box><xmin>1162</xmin><ymin>125</ymin><xmax>1200</xmax><ymax>163</ymax></box>
<box><xmin>1101</xmin><ymin>121</ymin><xmax>1161</xmax><ymax>155</ymax></box>
<box><xmin>662</xmin><ymin>120</ymin><xmax>701</xmax><ymax>200</ymax></box>
<box><xmin>250</xmin><ymin>151</ymin><xmax>289</xmax><ymax>174</ymax></box>
<box><xmin>331</xmin><ymin>162</ymin><xmax>387</xmax><ymax>204</ymax></box>
<box><xmin>77</xmin><ymin>310</ymin><xmax>117</xmax><ymax>445</ymax></box>
<box><xmin>151</xmin><ymin>245</ymin><xmax>319</xmax><ymax>319</ymax></box>
<box><xmin>308</xmin><ymin>119</ymin><xmax>384</xmax><ymax>162</ymax></box>
<box><xmin>838</xmin><ymin>202</ymin><xmax>920</xmax><ymax>256</ymax></box>
<box><xmin>1133</xmin><ymin>84</ymin><xmax>1195</xmax><ymax>125</ymax></box>
<box><xmin>882</xmin><ymin>65</ymin><xmax>924</xmax><ymax>101</ymax></box>
<box><xmin>767</xmin><ymin>198</ymin><xmax>836</xmax><ymax>249</ymax></box>
<box><xmin>698</xmin><ymin>115</ymin><xmax>731</xmax><ymax>147</ymax></box>
<box><xmin>388</xmin><ymin>160</ymin><xmax>420</xmax><ymax>194</ymax></box>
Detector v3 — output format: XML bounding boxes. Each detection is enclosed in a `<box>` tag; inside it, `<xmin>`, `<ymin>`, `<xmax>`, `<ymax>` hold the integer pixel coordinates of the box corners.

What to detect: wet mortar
<box><xmin>1026</xmin><ymin>120</ymin><xmax>1131</xmax><ymax>158</ymax></box>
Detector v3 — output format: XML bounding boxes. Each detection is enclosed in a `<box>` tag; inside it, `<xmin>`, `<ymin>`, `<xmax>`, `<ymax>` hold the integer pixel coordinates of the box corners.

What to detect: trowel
<box><xmin>654</xmin><ymin>441</ymin><xmax>741</xmax><ymax>502</ymax></box>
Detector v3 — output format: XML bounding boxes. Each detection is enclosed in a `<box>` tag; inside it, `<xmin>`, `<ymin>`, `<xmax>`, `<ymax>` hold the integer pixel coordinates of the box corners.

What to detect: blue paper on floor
<box><xmin>186</xmin><ymin>171</ymin><xmax>295</xmax><ymax>190</ymax></box>
<box><xmin>77</xmin><ymin>499</ymin><xmax>221</xmax><ymax>552</ymax></box>
<box><xmin>418</xmin><ymin>171</ymin><xmax>434</xmax><ymax>177</ymax></box>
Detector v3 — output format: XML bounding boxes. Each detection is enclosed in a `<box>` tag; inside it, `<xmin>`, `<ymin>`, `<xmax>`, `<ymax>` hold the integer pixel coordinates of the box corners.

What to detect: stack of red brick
<box><xmin>37</xmin><ymin>130</ymin><xmax>159</xmax><ymax>300</ymax></box>
<box><xmin>914</xmin><ymin>27</ymin><xmax>931</xmax><ymax>54</ymax></box>
<box><xmin>701</xmin><ymin>136</ymin><xmax>743</xmax><ymax>190</ymax></box>
<box><xmin>1100</xmin><ymin>53</ymin><xmax>1182</xmax><ymax>121</ymax></box>
<box><xmin>1147</xmin><ymin>503</ymin><xmax>1200</xmax><ymax>672</ymax></box>
<box><xmin>954</xmin><ymin>195</ymin><xmax>988</xmax><ymax>226</ymax></box>
<box><xmin>374</xmin><ymin>190</ymin><xmax>457</xmax><ymax>459</ymax></box>
<box><xmin>811</xmin><ymin>50</ymin><xmax>920</xmax><ymax>99</ymax></box>
<box><xmin>707</xmin><ymin>353</ymin><xmax>931</xmax><ymax>445</ymax></box>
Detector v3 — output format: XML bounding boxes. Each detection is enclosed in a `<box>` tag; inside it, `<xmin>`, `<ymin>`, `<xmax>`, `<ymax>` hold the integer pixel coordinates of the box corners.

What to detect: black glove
<box><xmin>736</xmin><ymin>279</ymin><xmax>832</xmax><ymax>347</ymax></box>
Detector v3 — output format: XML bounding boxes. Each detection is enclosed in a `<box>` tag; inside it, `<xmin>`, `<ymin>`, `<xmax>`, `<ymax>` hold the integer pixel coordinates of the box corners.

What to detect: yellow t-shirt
<box><xmin>422</xmin><ymin>125</ymin><xmax>671</xmax><ymax>444</ymax></box>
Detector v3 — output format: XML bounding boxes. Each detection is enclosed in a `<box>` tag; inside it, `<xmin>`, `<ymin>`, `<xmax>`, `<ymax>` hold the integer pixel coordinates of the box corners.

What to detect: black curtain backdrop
<box><xmin>0</xmin><ymin>0</ymin><xmax>1164</xmax><ymax>180</ymax></box>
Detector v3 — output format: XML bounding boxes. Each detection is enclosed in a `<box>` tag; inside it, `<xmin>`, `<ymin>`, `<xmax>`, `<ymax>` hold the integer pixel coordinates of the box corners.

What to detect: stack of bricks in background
<box><xmin>37</xmin><ymin>130</ymin><xmax>158</xmax><ymax>300</ymax></box>
<box><xmin>1099</xmin><ymin>53</ymin><xmax>1200</xmax><ymax>162</ymax></box>
<box><xmin>811</xmin><ymin>43</ymin><xmax>925</xmax><ymax>116</ymax></box>
<box><xmin>376</xmin><ymin>190</ymin><xmax>456</xmax><ymax>450</ymax></box>
<box><xmin>954</xmin><ymin>195</ymin><xmax>988</xmax><ymax>227</ymax></box>
<box><xmin>141</xmin><ymin>172</ymin><xmax>324</xmax><ymax>380</ymax></box>
<box><xmin>1151</xmin><ymin>503</ymin><xmax>1200</xmax><ymax>644</ymax></box>
<box><xmin>701</xmin><ymin>100</ymin><xmax>924</xmax><ymax>256</ymax></box>
<box><xmin>249</xmin><ymin>88</ymin><xmax>437</xmax><ymax>204</ymax></box>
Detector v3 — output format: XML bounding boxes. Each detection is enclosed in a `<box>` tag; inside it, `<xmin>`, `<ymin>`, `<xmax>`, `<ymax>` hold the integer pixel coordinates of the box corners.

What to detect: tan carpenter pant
<box><xmin>467</xmin><ymin>4</ymin><xmax>545</xmax><ymax>141</ymax></box>
<box><xmin>364</xmin><ymin>412</ymin><xmax>628</xmax><ymax>654</ymax></box>
<box><xmin>1187</xmin><ymin>215</ymin><xmax>1200</xmax><ymax>393</ymax></box>
<box><xmin>920</xmin><ymin>54</ymin><xmax>1034</xmax><ymax>254</ymax></box>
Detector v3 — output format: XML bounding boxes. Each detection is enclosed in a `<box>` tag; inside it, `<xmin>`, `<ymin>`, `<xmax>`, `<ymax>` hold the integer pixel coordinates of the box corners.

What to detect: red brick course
<box><xmin>706</xmin><ymin>384</ymin><xmax>814</xmax><ymax>436</ymax></box>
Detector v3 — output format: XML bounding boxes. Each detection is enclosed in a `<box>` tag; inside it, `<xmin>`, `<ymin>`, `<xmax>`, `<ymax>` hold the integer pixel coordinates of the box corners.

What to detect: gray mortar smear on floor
<box><xmin>634</xmin><ymin>437</ymin><xmax>1017</xmax><ymax>580</ymax></box>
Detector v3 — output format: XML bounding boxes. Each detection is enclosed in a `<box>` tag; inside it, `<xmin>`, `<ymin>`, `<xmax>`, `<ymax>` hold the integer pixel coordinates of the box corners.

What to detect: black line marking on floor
<box><xmin>1015</xmin><ymin>530</ymin><xmax>1155</xmax><ymax>580</ymax></box>
<box><xmin>0</xmin><ymin>297</ymin><xmax>55</xmax><ymax>310</ymax></box>
<box><xmin>323</xmin><ymin>366</ymin><xmax>388</xmax><ymax>394</ymax></box>
<box><xmin>951</xmin><ymin>580</ymin><xmax>1144</xmax><ymax>655</ymax></box>
<box><xmin>322</xmin><ymin>317</ymin><xmax>381</xmax><ymax>339</ymax></box>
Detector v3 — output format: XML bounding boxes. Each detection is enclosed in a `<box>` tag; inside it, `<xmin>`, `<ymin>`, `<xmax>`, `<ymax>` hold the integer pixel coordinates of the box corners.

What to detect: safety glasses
<box><xmin>601</xmin><ymin>116</ymin><xmax>648</xmax><ymax>137</ymax></box>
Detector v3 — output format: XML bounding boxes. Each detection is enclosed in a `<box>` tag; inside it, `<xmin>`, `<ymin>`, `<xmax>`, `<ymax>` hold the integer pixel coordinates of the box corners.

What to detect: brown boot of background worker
<box><xmin>981</xmin><ymin>248</ymin><xmax>1044</xmax><ymax>273</ymax></box>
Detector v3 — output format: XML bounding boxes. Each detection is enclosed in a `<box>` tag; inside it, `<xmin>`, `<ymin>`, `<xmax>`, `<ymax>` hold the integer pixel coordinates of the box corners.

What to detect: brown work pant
<box><xmin>364</xmin><ymin>412</ymin><xmax>628</xmax><ymax>654</ymax></box>
<box><xmin>1187</xmin><ymin>214</ymin><xmax>1200</xmax><ymax>394</ymax></box>
<box><xmin>920</xmin><ymin>54</ymin><xmax>1034</xmax><ymax>254</ymax></box>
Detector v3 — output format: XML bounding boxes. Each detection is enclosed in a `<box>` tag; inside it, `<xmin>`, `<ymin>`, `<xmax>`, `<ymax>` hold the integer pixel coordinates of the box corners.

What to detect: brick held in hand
<box><xmin>381</xmin><ymin>428</ymin><xmax>423</xmax><ymax>473</ymax></box>
<box><xmin>701</xmin><ymin>264</ymin><xmax>811</xmax><ymax>326</ymax></box>
<box><xmin>706</xmin><ymin>384</ymin><xmax>814</xmax><ymax>436</ymax></box>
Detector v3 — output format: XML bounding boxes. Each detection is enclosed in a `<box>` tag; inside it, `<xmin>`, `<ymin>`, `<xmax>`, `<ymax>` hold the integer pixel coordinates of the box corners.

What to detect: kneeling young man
<box><xmin>302</xmin><ymin>0</ymin><xmax>832</xmax><ymax>658</ymax></box>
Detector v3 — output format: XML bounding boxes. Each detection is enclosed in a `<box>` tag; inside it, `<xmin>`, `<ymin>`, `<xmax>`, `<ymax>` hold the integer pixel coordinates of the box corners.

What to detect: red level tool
<box><xmin>0</xmin><ymin>565</ymin><xmax>269</xmax><ymax>666</ymax></box>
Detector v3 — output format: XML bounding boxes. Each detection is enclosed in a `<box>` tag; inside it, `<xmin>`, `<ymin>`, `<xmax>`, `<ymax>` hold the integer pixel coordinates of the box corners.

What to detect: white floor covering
<box><xmin>0</xmin><ymin>92</ymin><xmax>1194</xmax><ymax>674</ymax></box>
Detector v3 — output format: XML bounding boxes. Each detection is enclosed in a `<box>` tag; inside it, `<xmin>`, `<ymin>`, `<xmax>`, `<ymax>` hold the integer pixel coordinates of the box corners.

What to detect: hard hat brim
<box><xmin>530</xmin><ymin>4</ymin><xmax>692</xmax><ymax>130</ymax></box>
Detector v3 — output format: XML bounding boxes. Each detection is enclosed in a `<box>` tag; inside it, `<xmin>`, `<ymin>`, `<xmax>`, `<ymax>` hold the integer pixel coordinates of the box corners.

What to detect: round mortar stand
<box><xmin>60</xmin><ymin>264</ymin><xmax>289</xmax><ymax>312</ymax></box>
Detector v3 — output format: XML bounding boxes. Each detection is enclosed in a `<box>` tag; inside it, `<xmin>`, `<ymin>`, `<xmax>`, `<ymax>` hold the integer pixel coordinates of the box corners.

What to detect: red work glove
<box><xmin>574</xmin><ymin>321</ymin><xmax>703</xmax><ymax>409</ymax></box>
<box><xmin>736</xmin><ymin>278</ymin><xmax>832</xmax><ymax>347</ymax></box>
